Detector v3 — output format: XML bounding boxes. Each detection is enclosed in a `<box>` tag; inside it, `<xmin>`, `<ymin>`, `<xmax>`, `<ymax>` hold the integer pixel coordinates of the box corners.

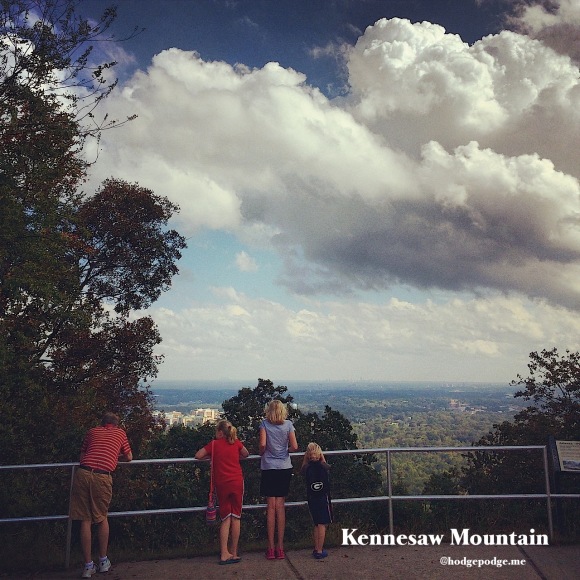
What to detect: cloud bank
<box><xmin>145</xmin><ymin>291</ymin><xmax>580</xmax><ymax>381</ymax></box>
<box><xmin>91</xmin><ymin>16</ymin><xmax>580</xmax><ymax>311</ymax></box>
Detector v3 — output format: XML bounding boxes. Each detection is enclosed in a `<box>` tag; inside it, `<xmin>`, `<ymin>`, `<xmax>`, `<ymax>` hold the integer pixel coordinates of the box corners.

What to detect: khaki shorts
<box><xmin>69</xmin><ymin>468</ymin><xmax>113</xmax><ymax>524</ymax></box>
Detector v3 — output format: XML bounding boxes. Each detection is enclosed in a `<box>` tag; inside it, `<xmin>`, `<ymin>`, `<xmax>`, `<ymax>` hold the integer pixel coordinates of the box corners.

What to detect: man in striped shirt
<box><xmin>69</xmin><ymin>412</ymin><xmax>133</xmax><ymax>578</ymax></box>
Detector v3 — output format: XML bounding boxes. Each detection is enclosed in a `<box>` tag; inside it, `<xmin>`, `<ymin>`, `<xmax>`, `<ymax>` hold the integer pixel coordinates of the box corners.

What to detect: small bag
<box><xmin>206</xmin><ymin>491</ymin><xmax>217</xmax><ymax>524</ymax></box>
<box><xmin>206</xmin><ymin>441</ymin><xmax>218</xmax><ymax>525</ymax></box>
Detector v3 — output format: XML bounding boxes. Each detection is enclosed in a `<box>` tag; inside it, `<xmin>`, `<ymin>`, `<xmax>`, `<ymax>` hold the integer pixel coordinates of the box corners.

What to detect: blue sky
<box><xmin>76</xmin><ymin>0</ymin><xmax>580</xmax><ymax>383</ymax></box>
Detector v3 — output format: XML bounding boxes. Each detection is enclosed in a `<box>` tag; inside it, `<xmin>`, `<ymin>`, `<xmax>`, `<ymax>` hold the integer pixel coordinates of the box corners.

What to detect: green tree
<box><xmin>0</xmin><ymin>0</ymin><xmax>186</xmax><ymax>464</ymax></box>
<box><xmin>459</xmin><ymin>348</ymin><xmax>580</xmax><ymax>535</ymax></box>
<box><xmin>0</xmin><ymin>3</ymin><xmax>189</xmax><ymax>567</ymax></box>
<box><xmin>221</xmin><ymin>378</ymin><xmax>296</xmax><ymax>453</ymax></box>
<box><xmin>464</xmin><ymin>348</ymin><xmax>580</xmax><ymax>491</ymax></box>
<box><xmin>294</xmin><ymin>405</ymin><xmax>381</xmax><ymax>500</ymax></box>
<box><xmin>508</xmin><ymin>348</ymin><xmax>580</xmax><ymax>441</ymax></box>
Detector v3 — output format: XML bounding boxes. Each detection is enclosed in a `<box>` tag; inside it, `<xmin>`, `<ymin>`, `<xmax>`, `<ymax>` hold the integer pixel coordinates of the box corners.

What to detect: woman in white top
<box><xmin>259</xmin><ymin>399</ymin><xmax>299</xmax><ymax>560</ymax></box>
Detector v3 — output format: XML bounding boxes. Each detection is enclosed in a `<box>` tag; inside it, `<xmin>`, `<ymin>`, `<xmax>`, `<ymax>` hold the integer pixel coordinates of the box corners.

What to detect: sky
<box><xmin>74</xmin><ymin>0</ymin><xmax>580</xmax><ymax>385</ymax></box>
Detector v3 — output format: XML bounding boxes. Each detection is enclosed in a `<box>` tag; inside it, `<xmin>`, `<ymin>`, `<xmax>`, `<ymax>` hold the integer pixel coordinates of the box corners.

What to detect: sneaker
<box><xmin>82</xmin><ymin>563</ymin><xmax>97</xmax><ymax>578</ymax></box>
<box><xmin>314</xmin><ymin>549</ymin><xmax>328</xmax><ymax>559</ymax></box>
<box><xmin>98</xmin><ymin>557</ymin><xmax>111</xmax><ymax>573</ymax></box>
<box><xmin>275</xmin><ymin>548</ymin><xmax>285</xmax><ymax>559</ymax></box>
<box><xmin>265</xmin><ymin>548</ymin><xmax>276</xmax><ymax>560</ymax></box>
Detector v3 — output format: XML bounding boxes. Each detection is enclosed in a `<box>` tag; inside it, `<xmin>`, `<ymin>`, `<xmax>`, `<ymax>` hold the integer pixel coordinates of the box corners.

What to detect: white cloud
<box><xmin>235</xmin><ymin>251</ymin><xmax>258</xmax><ymax>272</ymax></box>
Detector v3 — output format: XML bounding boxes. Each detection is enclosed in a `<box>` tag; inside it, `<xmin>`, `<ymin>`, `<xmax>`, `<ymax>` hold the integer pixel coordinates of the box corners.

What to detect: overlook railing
<box><xmin>2</xmin><ymin>445</ymin><xmax>579</xmax><ymax>568</ymax></box>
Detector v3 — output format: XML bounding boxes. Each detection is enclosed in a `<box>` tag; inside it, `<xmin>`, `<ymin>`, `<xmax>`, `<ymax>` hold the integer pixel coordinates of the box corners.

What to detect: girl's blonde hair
<box><xmin>264</xmin><ymin>399</ymin><xmax>288</xmax><ymax>425</ymax></box>
<box><xmin>216</xmin><ymin>419</ymin><xmax>238</xmax><ymax>444</ymax></box>
<box><xmin>302</xmin><ymin>442</ymin><xmax>323</xmax><ymax>468</ymax></box>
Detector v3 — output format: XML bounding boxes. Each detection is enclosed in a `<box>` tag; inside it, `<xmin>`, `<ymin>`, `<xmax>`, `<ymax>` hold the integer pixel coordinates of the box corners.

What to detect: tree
<box><xmin>221</xmin><ymin>381</ymin><xmax>383</xmax><ymax>519</ymax></box>
<box><xmin>465</xmin><ymin>348</ymin><xmax>580</xmax><ymax>480</ymax></box>
<box><xmin>0</xmin><ymin>0</ymin><xmax>137</xmax><ymax>133</ymax></box>
<box><xmin>0</xmin><ymin>0</ymin><xmax>186</xmax><ymax>464</ymax></box>
<box><xmin>293</xmin><ymin>405</ymin><xmax>382</xmax><ymax>509</ymax></box>
<box><xmin>508</xmin><ymin>348</ymin><xmax>580</xmax><ymax>441</ymax></box>
<box><xmin>458</xmin><ymin>348</ymin><xmax>580</xmax><ymax>534</ymax></box>
<box><xmin>221</xmin><ymin>378</ymin><xmax>297</xmax><ymax>453</ymax></box>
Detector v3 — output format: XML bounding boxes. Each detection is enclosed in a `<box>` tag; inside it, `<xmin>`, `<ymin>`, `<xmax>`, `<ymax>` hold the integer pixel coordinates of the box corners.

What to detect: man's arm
<box><xmin>119</xmin><ymin>433</ymin><xmax>133</xmax><ymax>462</ymax></box>
<box><xmin>119</xmin><ymin>450</ymin><xmax>133</xmax><ymax>462</ymax></box>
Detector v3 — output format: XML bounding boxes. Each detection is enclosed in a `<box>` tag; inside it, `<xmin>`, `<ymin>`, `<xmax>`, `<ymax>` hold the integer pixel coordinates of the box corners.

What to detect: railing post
<box><xmin>542</xmin><ymin>446</ymin><xmax>554</xmax><ymax>542</ymax></box>
<box><xmin>386</xmin><ymin>449</ymin><xmax>393</xmax><ymax>536</ymax></box>
<box><xmin>65</xmin><ymin>465</ymin><xmax>76</xmax><ymax>569</ymax></box>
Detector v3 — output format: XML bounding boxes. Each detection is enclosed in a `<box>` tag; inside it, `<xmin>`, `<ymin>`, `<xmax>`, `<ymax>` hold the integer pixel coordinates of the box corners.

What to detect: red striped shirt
<box><xmin>80</xmin><ymin>425</ymin><xmax>132</xmax><ymax>472</ymax></box>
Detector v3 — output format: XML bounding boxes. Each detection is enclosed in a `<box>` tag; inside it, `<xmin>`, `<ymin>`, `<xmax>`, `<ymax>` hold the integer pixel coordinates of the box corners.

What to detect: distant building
<box><xmin>449</xmin><ymin>399</ymin><xmax>467</xmax><ymax>412</ymax></box>
<box><xmin>195</xmin><ymin>408</ymin><xmax>220</xmax><ymax>421</ymax></box>
<box><xmin>155</xmin><ymin>408</ymin><xmax>221</xmax><ymax>429</ymax></box>
<box><xmin>167</xmin><ymin>411</ymin><xmax>184</xmax><ymax>426</ymax></box>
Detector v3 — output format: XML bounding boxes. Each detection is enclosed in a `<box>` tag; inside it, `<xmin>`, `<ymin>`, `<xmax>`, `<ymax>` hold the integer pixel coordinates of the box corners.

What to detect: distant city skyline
<box><xmin>78</xmin><ymin>0</ymin><xmax>580</xmax><ymax>383</ymax></box>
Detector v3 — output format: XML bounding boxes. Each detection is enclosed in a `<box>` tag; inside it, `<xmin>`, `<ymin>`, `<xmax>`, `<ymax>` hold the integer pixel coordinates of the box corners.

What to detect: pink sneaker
<box><xmin>265</xmin><ymin>548</ymin><xmax>276</xmax><ymax>560</ymax></box>
<box><xmin>275</xmin><ymin>548</ymin><xmax>285</xmax><ymax>559</ymax></box>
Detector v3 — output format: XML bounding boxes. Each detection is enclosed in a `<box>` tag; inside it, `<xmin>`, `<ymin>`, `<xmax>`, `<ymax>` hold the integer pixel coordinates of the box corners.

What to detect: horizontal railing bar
<box><xmin>0</xmin><ymin>515</ymin><xmax>70</xmax><ymax>524</ymax></box>
<box><xmin>3</xmin><ymin>443</ymin><xmax>571</xmax><ymax>570</ymax></box>
<box><xmin>4</xmin><ymin>492</ymin><xmax>577</xmax><ymax>525</ymax></box>
<box><xmin>0</xmin><ymin>444</ymin><xmax>548</xmax><ymax>471</ymax></box>
<box><xmin>320</xmin><ymin>445</ymin><xmax>546</xmax><ymax>454</ymax></box>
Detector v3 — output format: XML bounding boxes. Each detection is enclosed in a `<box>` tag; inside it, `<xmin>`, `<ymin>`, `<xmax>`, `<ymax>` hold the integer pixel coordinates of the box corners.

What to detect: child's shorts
<box><xmin>308</xmin><ymin>495</ymin><xmax>333</xmax><ymax>525</ymax></box>
<box><xmin>216</xmin><ymin>479</ymin><xmax>244</xmax><ymax>520</ymax></box>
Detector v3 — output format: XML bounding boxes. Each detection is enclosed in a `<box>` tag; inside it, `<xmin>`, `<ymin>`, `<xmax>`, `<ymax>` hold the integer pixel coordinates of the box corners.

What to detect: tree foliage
<box><xmin>0</xmin><ymin>0</ymin><xmax>137</xmax><ymax>132</ymax></box>
<box><xmin>450</xmin><ymin>348</ymin><xmax>580</xmax><ymax>533</ymax></box>
<box><xmin>0</xmin><ymin>0</ymin><xmax>185</xmax><ymax>464</ymax></box>
<box><xmin>220</xmin><ymin>378</ymin><xmax>297</xmax><ymax>453</ymax></box>
<box><xmin>463</xmin><ymin>348</ymin><xmax>580</xmax><ymax>468</ymax></box>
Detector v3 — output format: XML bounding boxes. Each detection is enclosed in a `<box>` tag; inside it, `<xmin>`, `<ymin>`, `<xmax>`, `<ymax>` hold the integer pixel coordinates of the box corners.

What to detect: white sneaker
<box><xmin>82</xmin><ymin>563</ymin><xmax>97</xmax><ymax>578</ymax></box>
<box><xmin>98</xmin><ymin>557</ymin><xmax>112</xmax><ymax>573</ymax></box>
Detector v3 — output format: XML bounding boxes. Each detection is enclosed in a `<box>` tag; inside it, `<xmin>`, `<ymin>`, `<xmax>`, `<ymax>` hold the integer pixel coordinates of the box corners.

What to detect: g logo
<box><xmin>311</xmin><ymin>481</ymin><xmax>323</xmax><ymax>491</ymax></box>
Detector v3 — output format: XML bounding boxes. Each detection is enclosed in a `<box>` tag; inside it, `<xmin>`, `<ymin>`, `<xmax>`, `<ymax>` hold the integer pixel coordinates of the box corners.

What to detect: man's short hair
<box><xmin>101</xmin><ymin>412</ymin><xmax>120</xmax><ymax>426</ymax></box>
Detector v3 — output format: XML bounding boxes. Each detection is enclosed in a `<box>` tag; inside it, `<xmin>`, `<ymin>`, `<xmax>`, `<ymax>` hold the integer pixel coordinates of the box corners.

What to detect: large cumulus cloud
<box><xmin>92</xmin><ymin>17</ymin><xmax>580</xmax><ymax>309</ymax></box>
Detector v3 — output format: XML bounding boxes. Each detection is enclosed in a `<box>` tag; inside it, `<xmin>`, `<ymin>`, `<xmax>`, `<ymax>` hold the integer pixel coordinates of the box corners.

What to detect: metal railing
<box><xmin>2</xmin><ymin>445</ymin><xmax>578</xmax><ymax>568</ymax></box>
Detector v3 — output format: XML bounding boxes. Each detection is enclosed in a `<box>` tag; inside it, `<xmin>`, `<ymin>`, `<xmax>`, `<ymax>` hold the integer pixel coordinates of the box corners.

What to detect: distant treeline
<box><xmin>152</xmin><ymin>383</ymin><xmax>521</xmax><ymax>415</ymax></box>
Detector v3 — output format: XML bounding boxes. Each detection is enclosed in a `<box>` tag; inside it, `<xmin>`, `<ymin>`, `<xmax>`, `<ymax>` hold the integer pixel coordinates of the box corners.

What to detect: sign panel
<box><xmin>555</xmin><ymin>440</ymin><xmax>580</xmax><ymax>472</ymax></box>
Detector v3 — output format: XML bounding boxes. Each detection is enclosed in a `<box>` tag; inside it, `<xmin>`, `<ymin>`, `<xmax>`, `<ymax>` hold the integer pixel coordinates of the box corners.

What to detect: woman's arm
<box><xmin>240</xmin><ymin>445</ymin><xmax>249</xmax><ymax>458</ymax></box>
<box><xmin>288</xmin><ymin>430</ymin><xmax>298</xmax><ymax>452</ymax></box>
<box><xmin>259</xmin><ymin>427</ymin><xmax>267</xmax><ymax>455</ymax></box>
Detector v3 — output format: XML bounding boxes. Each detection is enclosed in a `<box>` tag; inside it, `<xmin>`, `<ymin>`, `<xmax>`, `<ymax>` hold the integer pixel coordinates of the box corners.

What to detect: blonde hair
<box><xmin>302</xmin><ymin>442</ymin><xmax>323</xmax><ymax>469</ymax></box>
<box><xmin>264</xmin><ymin>399</ymin><xmax>288</xmax><ymax>425</ymax></box>
<box><xmin>216</xmin><ymin>420</ymin><xmax>238</xmax><ymax>444</ymax></box>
